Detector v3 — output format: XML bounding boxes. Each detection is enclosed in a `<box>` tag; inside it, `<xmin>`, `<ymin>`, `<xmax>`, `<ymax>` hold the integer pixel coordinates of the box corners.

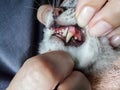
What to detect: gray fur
<box><xmin>61</xmin><ymin>0</ymin><xmax>78</xmax><ymax>8</ymax></box>
<box><xmin>39</xmin><ymin>0</ymin><xmax>120</xmax><ymax>73</ymax></box>
<box><xmin>56</xmin><ymin>8</ymin><xmax>77</xmax><ymax>25</ymax></box>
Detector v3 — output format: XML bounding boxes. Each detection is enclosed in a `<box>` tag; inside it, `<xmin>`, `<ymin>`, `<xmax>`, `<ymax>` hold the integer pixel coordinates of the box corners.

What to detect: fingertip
<box><xmin>58</xmin><ymin>71</ymin><xmax>91</xmax><ymax>90</ymax></box>
<box><xmin>76</xmin><ymin>0</ymin><xmax>107</xmax><ymax>28</ymax></box>
<box><xmin>76</xmin><ymin>6</ymin><xmax>96</xmax><ymax>28</ymax></box>
<box><xmin>89</xmin><ymin>20</ymin><xmax>113</xmax><ymax>37</ymax></box>
<box><xmin>110</xmin><ymin>35</ymin><xmax>120</xmax><ymax>47</ymax></box>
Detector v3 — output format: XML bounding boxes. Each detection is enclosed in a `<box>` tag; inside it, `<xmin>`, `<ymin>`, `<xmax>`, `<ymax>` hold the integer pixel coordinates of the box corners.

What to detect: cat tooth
<box><xmin>56</xmin><ymin>31</ymin><xmax>59</xmax><ymax>33</ymax></box>
<box><xmin>59</xmin><ymin>31</ymin><xmax>63</xmax><ymax>35</ymax></box>
<box><xmin>59</xmin><ymin>30</ymin><xmax>62</xmax><ymax>33</ymax></box>
<box><xmin>61</xmin><ymin>29</ymin><xmax>64</xmax><ymax>32</ymax></box>
<box><xmin>63</xmin><ymin>27</ymin><xmax>68</xmax><ymax>37</ymax></box>
<box><xmin>66</xmin><ymin>32</ymin><xmax>73</xmax><ymax>43</ymax></box>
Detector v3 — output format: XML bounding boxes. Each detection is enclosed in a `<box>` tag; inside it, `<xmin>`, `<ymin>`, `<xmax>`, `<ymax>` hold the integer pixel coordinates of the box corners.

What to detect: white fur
<box><xmin>38</xmin><ymin>0</ymin><xmax>120</xmax><ymax>73</ymax></box>
<box><xmin>39</xmin><ymin>28</ymin><xmax>119</xmax><ymax>73</ymax></box>
<box><xmin>45</xmin><ymin>10</ymin><xmax>54</xmax><ymax>28</ymax></box>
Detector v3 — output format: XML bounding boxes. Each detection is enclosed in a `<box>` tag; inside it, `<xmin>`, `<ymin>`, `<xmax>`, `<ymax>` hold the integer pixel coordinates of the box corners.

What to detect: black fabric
<box><xmin>0</xmin><ymin>0</ymin><xmax>51</xmax><ymax>89</ymax></box>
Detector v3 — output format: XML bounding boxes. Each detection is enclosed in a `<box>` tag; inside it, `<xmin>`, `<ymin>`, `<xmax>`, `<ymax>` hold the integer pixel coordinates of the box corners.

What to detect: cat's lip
<box><xmin>52</xmin><ymin>26</ymin><xmax>85</xmax><ymax>47</ymax></box>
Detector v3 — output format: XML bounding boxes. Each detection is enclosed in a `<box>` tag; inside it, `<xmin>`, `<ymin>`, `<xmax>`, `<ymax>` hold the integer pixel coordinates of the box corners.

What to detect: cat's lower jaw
<box><xmin>39</xmin><ymin>28</ymin><xmax>119</xmax><ymax>73</ymax></box>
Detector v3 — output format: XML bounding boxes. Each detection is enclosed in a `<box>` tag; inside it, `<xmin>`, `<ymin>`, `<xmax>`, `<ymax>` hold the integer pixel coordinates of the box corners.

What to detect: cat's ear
<box><xmin>37</xmin><ymin>5</ymin><xmax>54</xmax><ymax>28</ymax></box>
<box><xmin>61</xmin><ymin>0</ymin><xmax>78</xmax><ymax>8</ymax></box>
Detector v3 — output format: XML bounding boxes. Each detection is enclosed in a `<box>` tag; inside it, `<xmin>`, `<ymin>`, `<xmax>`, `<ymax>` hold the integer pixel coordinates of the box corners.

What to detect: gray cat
<box><xmin>37</xmin><ymin>0</ymin><xmax>120</xmax><ymax>89</ymax></box>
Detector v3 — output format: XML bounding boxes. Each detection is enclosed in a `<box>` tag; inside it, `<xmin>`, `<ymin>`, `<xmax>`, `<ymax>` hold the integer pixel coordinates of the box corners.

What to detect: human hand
<box><xmin>87</xmin><ymin>56</ymin><xmax>120</xmax><ymax>90</ymax></box>
<box><xmin>6</xmin><ymin>51</ymin><xmax>91</xmax><ymax>90</ymax></box>
<box><xmin>76</xmin><ymin>0</ymin><xmax>120</xmax><ymax>47</ymax></box>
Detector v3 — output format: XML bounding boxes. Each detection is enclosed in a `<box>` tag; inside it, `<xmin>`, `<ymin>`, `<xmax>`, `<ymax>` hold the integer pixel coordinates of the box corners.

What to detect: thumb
<box><xmin>7</xmin><ymin>51</ymin><xmax>74</xmax><ymax>90</ymax></box>
<box><xmin>89</xmin><ymin>0</ymin><xmax>120</xmax><ymax>37</ymax></box>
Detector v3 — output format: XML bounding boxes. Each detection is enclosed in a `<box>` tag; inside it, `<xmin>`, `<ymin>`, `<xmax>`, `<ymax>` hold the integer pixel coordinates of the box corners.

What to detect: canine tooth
<box><xmin>63</xmin><ymin>28</ymin><xmax>68</xmax><ymax>37</ymax></box>
<box><xmin>66</xmin><ymin>32</ymin><xmax>73</xmax><ymax>43</ymax></box>
<box><xmin>56</xmin><ymin>31</ymin><xmax>59</xmax><ymax>33</ymax></box>
<box><xmin>62</xmin><ymin>29</ymin><xmax>64</xmax><ymax>32</ymax></box>
<box><xmin>66</xmin><ymin>27</ymin><xmax>68</xmax><ymax>31</ymax></box>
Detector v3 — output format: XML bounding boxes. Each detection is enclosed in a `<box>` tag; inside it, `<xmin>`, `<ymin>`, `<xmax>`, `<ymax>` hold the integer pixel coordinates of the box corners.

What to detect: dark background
<box><xmin>0</xmin><ymin>0</ymin><xmax>53</xmax><ymax>89</ymax></box>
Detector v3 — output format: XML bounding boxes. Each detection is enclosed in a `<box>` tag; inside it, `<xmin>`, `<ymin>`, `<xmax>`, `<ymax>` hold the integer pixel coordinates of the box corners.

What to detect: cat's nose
<box><xmin>53</xmin><ymin>8</ymin><xmax>64</xmax><ymax>19</ymax></box>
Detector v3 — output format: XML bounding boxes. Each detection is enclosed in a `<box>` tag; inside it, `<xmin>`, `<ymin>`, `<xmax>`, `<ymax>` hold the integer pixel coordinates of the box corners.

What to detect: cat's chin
<box><xmin>51</xmin><ymin>35</ymin><xmax>64</xmax><ymax>42</ymax></box>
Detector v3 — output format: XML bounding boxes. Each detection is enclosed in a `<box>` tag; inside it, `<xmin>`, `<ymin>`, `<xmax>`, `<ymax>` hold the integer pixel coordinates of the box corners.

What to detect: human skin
<box><xmin>7</xmin><ymin>0</ymin><xmax>120</xmax><ymax>89</ymax></box>
<box><xmin>87</xmin><ymin>56</ymin><xmax>120</xmax><ymax>90</ymax></box>
<box><xmin>76</xmin><ymin>0</ymin><xmax>120</xmax><ymax>47</ymax></box>
<box><xmin>6</xmin><ymin>51</ymin><xmax>91</xmax><ymax>90</ymax></box>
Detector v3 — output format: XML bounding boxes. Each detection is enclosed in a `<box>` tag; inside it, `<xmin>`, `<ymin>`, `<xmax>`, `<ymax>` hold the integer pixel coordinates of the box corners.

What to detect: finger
<box><xmin>107</xmin><ymin>26</ymin><xmax>120</xmax><ymax>47</ymax></box>
<box><xmin>40</xmin><ymin>51</ymin><xmax>74</xmax><ymax>82</ymax></box>
<box><xmin>7</xmin><ymin>51</ymin><xmax>74</xmax><ymax>90</ymax></box>
<box><xmin>89</xmin><ymin>0</ymin><xmax>120</xmax><ymax>37</ymax></box>
<box><xmin>76</xmin><ymin>0</ymin><xmax>107</xmax><ymax>27</ymax></box>
<box><xmin>57</xmin><ymin>71</ymin><xmax>91</xmax><ymax>90</ymax></box>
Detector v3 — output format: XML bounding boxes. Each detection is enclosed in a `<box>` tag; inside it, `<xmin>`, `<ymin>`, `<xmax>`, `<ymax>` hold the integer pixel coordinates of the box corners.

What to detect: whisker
<box><xmin>24</xmin><ymin>6</ymin><xmax>38</xmax><ymax>10</ymax></box>
<box><xmin>56</xmin><ymin>0</ymin><xmax>61</xmax><ymax>7</ymax></box>
<box><xmin>34</xmin><ymin>0</ymin><xmax>41</xmax><ymax>6</ymax></box>
<box><xmin>48</xmin><ymin>0</ymin><xmax>52</xmax><ymax>6</ymax></box>
<box><xmin>53</xmin><ymin>0</ymin><xmax>55</xmax><ymax>9</ymax></box>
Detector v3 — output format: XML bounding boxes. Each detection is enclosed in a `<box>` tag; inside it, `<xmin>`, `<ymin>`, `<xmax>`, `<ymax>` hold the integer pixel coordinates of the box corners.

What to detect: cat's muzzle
<box><xmin>37</xmin><ymin>5</ymin><xmax>86</xmax><ymax>47</ymax></box>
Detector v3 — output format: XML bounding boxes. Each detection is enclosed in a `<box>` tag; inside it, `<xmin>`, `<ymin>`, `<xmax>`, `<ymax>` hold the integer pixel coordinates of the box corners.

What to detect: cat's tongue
<box><xmin>52</xmin><ymin>26</ymin><xmax>85</xmax><ymax>47</ymax></box>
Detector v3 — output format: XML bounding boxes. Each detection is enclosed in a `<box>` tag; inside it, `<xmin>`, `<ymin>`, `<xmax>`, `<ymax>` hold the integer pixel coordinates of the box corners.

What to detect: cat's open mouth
<box><xmin>48</xmin><ymin>7</ymin><xmax>86</xmax><ymax>47</ymax></box>
<box><xmin>37</xmin><ymin>6</ymin><xmax>86</xmax><ymax>47</ymax></box>
<box><xmin>51</xmin><ymin>25</ymin><xmax>85</xmax><ymax>47</ymax></box>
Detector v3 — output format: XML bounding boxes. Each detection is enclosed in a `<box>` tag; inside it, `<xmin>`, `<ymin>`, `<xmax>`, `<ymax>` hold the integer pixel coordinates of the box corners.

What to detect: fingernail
<box><xmin>77</xmin><ymin>6</ymin><xmax>95</xmax><ymax>27</ymax></box>
<box><xmin>110</xmin><ymin>35</ymin><xmax>120</xmax><ymax>47</ymax></box>
<box><xmin>90</xmin><ymin>21</ymin><xmax>112</xmax><ymax>37</ymax></box>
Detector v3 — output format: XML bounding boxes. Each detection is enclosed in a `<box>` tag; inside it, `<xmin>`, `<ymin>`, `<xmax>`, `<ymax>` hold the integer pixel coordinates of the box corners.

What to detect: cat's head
<box><xmin>37</xmin><ymin>0</ymin><xmax>118</xmax><ymax>71</ymax></box>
